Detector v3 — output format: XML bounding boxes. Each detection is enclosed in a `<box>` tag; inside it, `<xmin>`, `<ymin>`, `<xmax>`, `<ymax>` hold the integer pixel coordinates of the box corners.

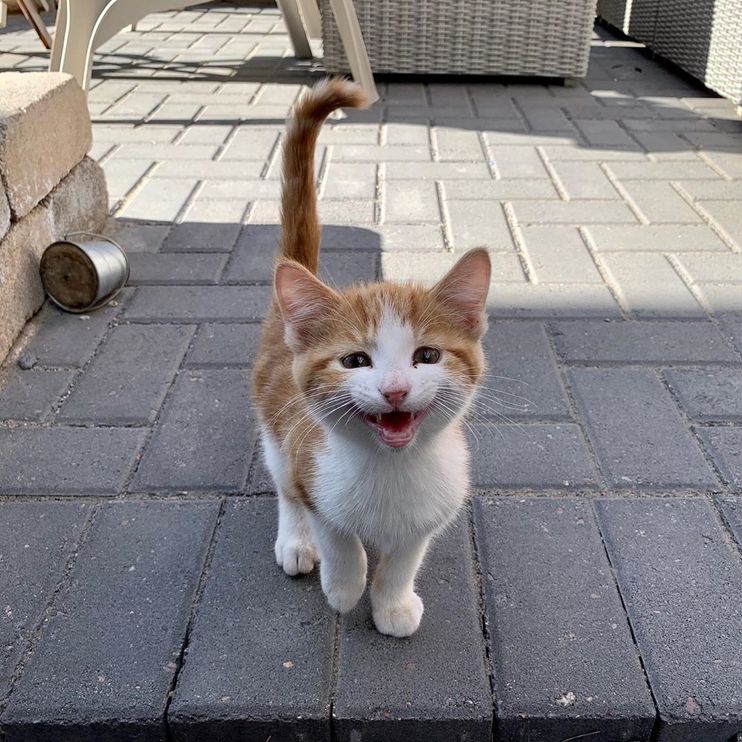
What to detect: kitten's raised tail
<box><xmin>280</xmin><ymin>78</ymin><xmax>369</xmax><ymax>274</ymax></box>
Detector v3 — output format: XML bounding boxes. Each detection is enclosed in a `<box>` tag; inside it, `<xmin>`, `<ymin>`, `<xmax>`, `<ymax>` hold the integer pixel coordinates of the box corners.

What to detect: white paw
<box><xmin>274</xmin><ymin>536</ymin><xmax>318</xmax><ymax>576</ymax></box>
<box><xmin>372</xmin><ymin>591</ymin><xmax>424</xmax><ymax>637</ymax></box>
<box><xmin>323</xmin><ymin>579</ymin><xmax>365</xmax><ymax>613</ymax></box>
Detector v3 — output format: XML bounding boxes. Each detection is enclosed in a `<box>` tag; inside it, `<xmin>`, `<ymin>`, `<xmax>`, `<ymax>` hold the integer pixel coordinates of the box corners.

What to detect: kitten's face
<box><xmin>276</xmin><ymin>249</ymin><xmax>490</xmax><ymax>450</ymax></box>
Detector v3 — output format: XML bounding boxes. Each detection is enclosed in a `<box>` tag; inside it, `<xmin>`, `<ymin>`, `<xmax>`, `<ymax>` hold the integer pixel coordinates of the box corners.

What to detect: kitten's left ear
<box><xmin>431</xmin><ymin>248</ymin><xmax>491</xmax><ymax>336</ymax></box>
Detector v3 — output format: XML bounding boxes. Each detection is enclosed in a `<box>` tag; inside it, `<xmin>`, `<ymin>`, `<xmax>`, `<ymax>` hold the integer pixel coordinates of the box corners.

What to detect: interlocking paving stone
<box><xmin>468</xmin><ymin>423</ymin><xmax>599</xmax><ymax>489</ymax></box>
<box><xmin>583</xmin><ymin>224</ymin><xmax>728</xmax><ymax>252</ymax></box>
<box><xmin>169</xmin><ymin>498</ymin><xmax>334</xmax><ymax>741</ymax></box>
<box><xmin>486</xmin><ymin>284</ymin><xmax>622</xmax><ymax>318</ymax></box>
<box><xmin>487</xmin><ymin>146</ymin><xmax>549</xmax><ymax>179</ymax></box>
<box><xmin>161</xmin><ymin>222</ymin><xmax>242</xmax><ymax>253</ymax></box>
<box><xmin>480</xmin><ymin>320</ymin><xmax>570</xmax><ymax>419</ymax></box>
<box><xmin>512</xmin><ymin>200</ymin><xmax>637</xmax><ymax>225</ymax></box>
<box><xmin>695</xmin><ymin>427</ymin><xmax>742</xmax><ymax>492</ymax></box>
<box><xmin>673</xmin><ymin>254</ymin><xmax>742</xmax><ymax>284</ymax></box>
<box><xmin>695</xmin><ymin>284</ymin><xmax>742</xmax><ymax>314</ymax></box>
<box><xmin>549</xmin><ymin>161</ymin><xmax>619</xmax><ymax>199</ymax></box>
<box><xmin>520</xmin><ymin>226</ymin><xmax>603</xmax><ymax>283</ymax></box>
<box><xmin>127</xmin><ymin>252</ymin><xmax>228</xmax><ymax>284</ymax></box>
<box><xmin>664</xmin><ymin>368</ymin><xmax>742</xmax><ymax>422</ymax></box>
<box><xmin>125</xmin><ymin>285</ymin><xmax>271</xmax><ymax>322</ymax></box>
<box><xmin>551</xmin><ymin>320</ymin><xmax>739</xmax><ymax>363</ymax></box>
<box><xmin>385</xmin><ymin>162</ymin><xmax>490</xmax><ymax>180</ymax></box>
<box><xmin>445</xmin><ymin>200</ymin><xmax>514</xmax><ymax>250</ymax></box>
<box><xmin>715</xmin><ymin>496</ymin><xmax>742</xmax><ymax>549</ymax></box>
<box><xmin>442</xmin><ymin>179</ymin><xmax>558</xmax><ymax>200</ymax></box>
<box><xmin>0</xmin><ymin>500</ymin><xmax>219</xmax><ymax>742</ymax></box>
<box><xmin>22</xmin><ymin>304</ymin><xmax>119</xmax><ymax>367</ymax></box>
<box><xmin>118</xmin><ymin>178</ymin><xmax>198</xmax><ymax>221</ymax></box>
<box><xmin>0</xmin><ymin>368</ymin><xmax>74</xmax><ymax>422</ymax></box>
<box><xmin>717</xmin><ymin>314</ymin><xmax>742</xmax><ymax>357</ymax></box>
<box><xmin>0</xmin><ymin>502</ymin><xmax>89</xmax><ymax>701</ymax></box>
<box><xmin>131</xmin><ymin>368</ymin><xmax>254</xmax><ymax>492</ymax></box>
<box><xmin>376</xmin><ymin>224</ymin><xmax>445</xmax><ymax>251</ymax></box>
<box><xmin>57</xmin><ymin>324</ymin><xmax>194</xmax><ymax>425</ymax></box>
<box><xmin>618</xmin><ymin>181</ymin><xmax>703</xmax><ymax>224</ymax></box>
<box><xmin>333</xmin><ymin>514</ymin><xmax>492</xmax><ymax>742</ymax></box>
<box><xmin>599</xmin><ymin>253</ymin><xmax>704</xmax><ymax>317</ymax></box>
<box><xmin>184</xmin><ymin>323</ymin><xmax>262</xmax><ymax>367</ymax></box>
<box><xmin>0</xmin><ymin>427</ymin><xmax>145</xmax><ymax>495</ymax></box>
<box><xmin>595</xmin><ymin>498</ymin><xmax>742</xmax><ymax>741</ymax></box>
<box><xmin>568</xmin><ymin>368</ymin><xmax>719</xmax><ymax>490</ymax></box>
<box><xmin>382</xmin><ymin>251</ymin><xmax>524</xmax><ymax>285</ymax></box>
<box><xmin>474</xmin><ymin>497</ymin><xmax>655</xmax><ymax>742</ymax></box>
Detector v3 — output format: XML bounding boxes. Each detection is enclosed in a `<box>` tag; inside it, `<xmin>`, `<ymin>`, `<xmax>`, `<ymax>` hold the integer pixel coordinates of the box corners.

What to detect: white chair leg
<box><xmin>0</xmin><ymin>1</ymin><xmax>7</xmax><ymax>29</ymax></box>
<box><xmin>49</xmin><ymin>0</ymin><xmax>67</xmax><ymax>71</ymax></box>
<box><xmin>297</xmin><ymin>0</ymin><xmax>321</xmax><ymax>40</ymax></box>
<box><xmin>327</xmin><ymin>0</ymin><xmax>378</xmax><ymax>102</ymax></box>
<box><xmin>276</xmin><ymin>0</ymin><xmax>313</xmax><ymax>59</ymax></box>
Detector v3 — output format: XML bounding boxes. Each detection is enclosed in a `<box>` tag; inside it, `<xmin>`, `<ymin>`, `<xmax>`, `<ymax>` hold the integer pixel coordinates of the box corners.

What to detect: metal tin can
<box><xmin>40</xmin><ymin>232</ymin><xmax>129</xmax><ymax>313</ymax></box>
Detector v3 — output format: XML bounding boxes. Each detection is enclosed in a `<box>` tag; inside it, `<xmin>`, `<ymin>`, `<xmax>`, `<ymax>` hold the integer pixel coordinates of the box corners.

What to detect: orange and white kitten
<box><xmin>252</xmin><ymin>79</ymin><xmax>490</xmax><ymax>637</ymax></box>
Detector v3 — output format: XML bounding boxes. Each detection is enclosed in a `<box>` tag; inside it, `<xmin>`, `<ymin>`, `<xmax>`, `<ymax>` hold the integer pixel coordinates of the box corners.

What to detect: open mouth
<box><xmin>360</xmin><ymin>409</ymin><xmax>429</xmax><ymax>448</ymax></box>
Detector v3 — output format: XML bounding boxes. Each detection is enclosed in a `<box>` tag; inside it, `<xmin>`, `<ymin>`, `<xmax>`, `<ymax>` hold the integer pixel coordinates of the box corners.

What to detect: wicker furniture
<box><xmin>598</xmin><ymin>0</ymin><xmax>742</xmax><ymax>106</ymax></box>
<box><xmin>320</xmin><ymin>0</ymin><xmax>599</xmax><ymax>79</ymax></box>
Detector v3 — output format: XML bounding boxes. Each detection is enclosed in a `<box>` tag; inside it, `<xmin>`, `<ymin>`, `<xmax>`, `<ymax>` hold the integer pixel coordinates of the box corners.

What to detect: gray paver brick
<box><xmin>382</xmin><ymin>251</ymin><xmax>524</xmax><ymax>285</ymax></box>
<box><xmin>512</xmin><ymin>200</ymin><xmax>637</xmax><ymax>225</ymax></box>
<box><xmin>0</xmin><ymin>368</ymin><xmax>74</xmax><ymax>422</ymax></box>
<box><xmin>521</xmin><ymin>226</ymin><xmax>603</xmax><ymax>283</ymax></box>
<box><xmin>0</xmin><ymin>427</ymin><xmax>145</xmax><ymax>495</ymax></box>
<box><xmin>385</xmin><ymin>162</ymin><xmax>490</xmax><ymax>180</ymax></box>
<box><xmin>664</xmin><ymin>368</ymin><xmax>742</xmax><ymax>422</ymax></box>
<box><xmin>162</xmin><ymin>222</ymin><xmax>243</xmax><ymax>253</ymax></box>
<box><xmin>481</xmin><ymin>320</ymin><xmax>570</xmax><ymax>419</ymax></box>
<box><xmin>119</xmin><ymin>178</ymin><xmax>197</xmax><ymax>221</ymax></box>
<box><xmin>568</xmin><ymin>368</ymin><xmax>719</xmax><ymax>490</ymax></box>
<box><xmin>695</xmin><ymin>284</ymin><xmax>742</xmax><ymax>314</ymax></box>
<box><xmin>333</xmin><ymin>145</ymin><xmax>431</xmax><ymax>162</ymax></box>
<box><xmin>376</xmin><ymin>224</ymin><xmax>445</xmax><ymax>251</ymax></box>
<box><xmin>383</xmin><ymin>181</ymin><xmax>440</xmax><ymax>223</ymax></box>
<box><xmin>445</xmin><ymin>200</ymin><xmax>514</xmax><ymax>250</ymax></box>
<box><xmin>434</xmin><ymin>128</ymin><xmax>485</xmax><ymax>161</ymax></box>
<box><xmin>58</xmin><ymin>324</ymin><xmax>194</xmax><ymax>425</ymax></box>
<box><xmin>442</xmin><ymin>180</ymin><xmax>558</xmax><ymax>200</ymax></box>
<box><xmin>127</xmin><ymin>252</ymin><xmax>228</xmax><ymax>284</ymax></box>
<box><xmin>595</xmin><ymin>498</ymin><xmax>742</xmax><ymax>741</ymax></box>
<box><xmin>551</xmin><ymin>320</ymin><xmax>739</xmax><ymax>363</ymax></box>
<box><xmin>619</xmin><ymin>181</ymin><xmax>702</xmax><ymax>224</ymax></box>
<box><xmin>0</xmin><ymin>500</ymin><xmax>218</xmax><ymax>742</ymax></box>
<box><xmin>549</xmin><ymin>161</ymin><xmax>619</xmax><ymax>199</ymax></box>
<box><xmin>583</xmin><ymin>224</ymin><xmax>728</xmax><ymax>252</ymax></box>
<box><xmin>468</xmin><ymin>423</ymin><xmax>599</xmax><ymax>489</ymax></box>
<box><xmin>488</xmin><ymin>146</ymin><xmax>548</xmax><ymax>179</ymax></box>
<box><xmin>695</xmin><ymin>201</ymin><xmax>742</xmax><ymax>249</ymax></box>
<box><xmin>606</xmin><ymin>161</ymin><xmax>722</xmax><ymax>179</ymax></box>
<box><xmin>573</xmin><ymin>119</ymin><xmax>637</xmax><ymax>147</ymax></box>
<box><xmin>716</xmin><ymin>496</ymin><xmax>742</xmax><ymax>549</ymax></box>
<box><xmin>125</xmin><ymin>285</ymin><xmax>271</xmax><ymax>322</ymax></box>
<box><xmin>107</xmin><ymin>218</ymin><xmax>170</xmax><ymax>254</ymax></box>
<box><xmin>487</xmin><ymin>284</ymin><xmax>622</xmax><ymax>318</ymax></box>
<box><xmin>322</xmin><ymin>162</ymin><xmax>376</xmax><ymax>200</ymax></box>
<box><xmin>169</xmin><ymin>499</ymin><xmax>334</xmax><ymax>741</ymax></box>
<box><xmin>333</xmin><ymin>514</ymin><xmax>491</xmax><ymax>742</ymax></box>
<box><xmin>674</xmin><ymin>181</ymin><xmax>742</xmax><ymax>201</ymax></box>
<box><xmin>474</xmin><ymin>497</ymin><xmax>655</xmax><ymax>742</ymax></box>
<box><xmin>599</xmin><ymin>253</ymin><xmax>703</xmax><ymax>318</ymax></box>
<box><xmin>0</xmin><ymin>502</ymin><xmax>89</xmax><ymax>699</ymax></box>
<box><xmin>131</xmin><ymin>368</ymin><xmax>254</xmax><ymax>492</ymax></box>
<box><xmin>696</xmin><ymin>427</ymin><xmax>742</xmax><ymax>492</ymax></box>
<box><xmin>22</xmin><ymin>304</ymin><xmax>119</xmax><ymax>368</ymax></box>
<box><xmin>184</xmin><ymin>323</ymin><xmax>262</xmax><ymax>367</ymax></box>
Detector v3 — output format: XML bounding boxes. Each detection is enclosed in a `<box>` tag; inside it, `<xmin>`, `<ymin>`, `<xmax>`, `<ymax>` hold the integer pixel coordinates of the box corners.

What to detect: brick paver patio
<box><xmin>0</xmin><ymin>3</ymin><xmax>741</xmax><ymax>741</ymax></box>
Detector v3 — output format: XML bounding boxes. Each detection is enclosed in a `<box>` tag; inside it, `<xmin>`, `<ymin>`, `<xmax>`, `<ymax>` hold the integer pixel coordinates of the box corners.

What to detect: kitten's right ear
<box><xmin>275</xmin><ymin>261</ymin><xmax>338</xmax><ymax>349</ymax></box>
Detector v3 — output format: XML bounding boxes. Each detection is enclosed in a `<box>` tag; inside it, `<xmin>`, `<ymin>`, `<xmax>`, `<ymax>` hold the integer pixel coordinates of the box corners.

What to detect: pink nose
<box><xmin>382</xmin><ymin>388</ymin><xmax>408</xmax><ymax>406</ymax></box>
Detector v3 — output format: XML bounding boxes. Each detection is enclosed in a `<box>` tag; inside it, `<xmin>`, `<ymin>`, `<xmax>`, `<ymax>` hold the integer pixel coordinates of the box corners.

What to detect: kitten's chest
<box><xmin>313</xmin><ymin>429</ymin><xmax>469</xmax><ymax>549</ymax></box>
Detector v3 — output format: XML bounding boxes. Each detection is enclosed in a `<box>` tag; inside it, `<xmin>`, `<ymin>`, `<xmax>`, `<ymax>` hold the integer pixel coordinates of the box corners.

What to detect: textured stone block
<box><xmin>584</xmin><ymin>224</ymin><xmax>727</xmax><ymax>252</ymax></box>
<box><xmin>521</xmin><ymin>226</ymin><xmax>603</xmax><ymax>283</ymax></box>
<box><xmin>162</xmin><ymin>221</ymin><xmax>243</xmax><ymax>253</ymax></box>
<box><xmin>474</xmin><ymin>497</ymin><xmax>655</xmax><ymax>742</ymax></box>
<box><xmin>333</xmin><ymin>515</ymin><xmax>492</xmax><ymax>742</ymax></box>
<box><xmin>664</xmin><ymin>368</ymin><xmax>742</xmax><ymax>422</ymax></box>
<box><xmin>169</xmin><ymin>499</ymin><xmax>335</xmax><ymax>741</ymax></box>
<box><xmin>486</xmin><ymin>283</ymin><xmax>621</xmax><ymax>318</ymax></box>
<box><xmin>127</xmin><ymin>252</ymin><xmax>228</xmax><ymax>285</ymax></box>
<box><xmin>596</xmin><ymin>498</ymin><xmax>742</xmax><ymax>741</ymax></box>
<box><xmin>551</xmin><ymin>320</ymin><xmax>738</xmax><ymax>363</ymax></box>
<box><xmin>469</xmin><ymin>423</ymin><xmax>599</xmax><ymax>489</ymax></box>
<box><xmin>0</xmin><ymin>72</ymin><xmax>91</xmax><ymax>219</ymax></box>
<box><xmin>696</xmin><ymin>427</ymin><xmax>742</xmax><ymax>492</ymax></box>
<box><xmin>0</xmin><ymin>427</ymin><xmax>146</xmax><ymax>495</ymax></box>
<box><xmin>569</xmin><ymin>368</ymin><xmax>719</xmax><ymax>490</ymax></box>
<box><xmin>131</xmin><ymin>368</ymin><xmax>255</xmax><ymax>492</ymax></box>
<box><xmin>0</xmin><ymin>186</ymin><xmax>9</xmax><ymax>240</ymax></box>
<box><xmin>58</xmin><ymin>324</ymin><xmax>194</xmax><ymax>425</ymax></box>
<box><xmin>184</xmin><ymin>323</ymin><xmax>262</xmax><ymax>367</ymax></box>
<box><xmin>0</xmin><ymin>501</ymin><xmax>219</xmax><ymax>742</ymax></box>
<box><xmin>0</xmin><ymin>368</ymin><xmax>74</xmax><ymax>422</ymax></box>
<box><xmin>0</xmin><ymin>501</ymin><xmax>89</xmax><ymax>700</ymax></box>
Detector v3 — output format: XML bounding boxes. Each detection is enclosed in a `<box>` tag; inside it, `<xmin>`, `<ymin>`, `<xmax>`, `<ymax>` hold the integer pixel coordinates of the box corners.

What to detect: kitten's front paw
<box><xmin>275</xmin><ymin>536</ymin><xmax>318</xmax><ymax>576</ymax></box>
<box><xmin>371</xmin><ymin>591</ymin><xmax>424</xmax><ymax>637</ymax></box>
<box><xmin>323</xmin><ymin>579</ymin><xmax>365</xmax><ymax>614</ymax></box>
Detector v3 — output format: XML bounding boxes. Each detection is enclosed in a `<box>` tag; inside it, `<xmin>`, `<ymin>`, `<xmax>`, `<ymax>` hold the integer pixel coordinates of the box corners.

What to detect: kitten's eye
<box><xmin>341</xmin><ymin>352</ymin><xmax>372</xmax><ymax>369</ymax></box>
<box><xmin>413</xmin><ymin>347</ymin><xmax>441</xmax><ymax>365</ymax></box>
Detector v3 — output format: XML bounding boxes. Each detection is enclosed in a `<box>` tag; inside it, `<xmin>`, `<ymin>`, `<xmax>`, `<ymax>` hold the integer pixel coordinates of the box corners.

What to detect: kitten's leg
<box><xmin>274</xmin><ymin>490</ymin><xmax>318</xmax><ymax>576</ymax></box>
<box><xmin>310</xmin><ymin>515</ymin><xmax>367</xmax><ymax>613</ymax></box>
<box><xmin>371</xmin><ymin>536</ymin><xmax>430</xmax><ymax>637</ymax></box>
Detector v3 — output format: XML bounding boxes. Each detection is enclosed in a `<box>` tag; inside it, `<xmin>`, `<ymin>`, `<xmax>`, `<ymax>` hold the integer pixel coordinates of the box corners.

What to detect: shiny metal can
<box><xmin>40</xmin><ymin>232</ymin><xmax>129</xmax><ymax>313</ymax></box>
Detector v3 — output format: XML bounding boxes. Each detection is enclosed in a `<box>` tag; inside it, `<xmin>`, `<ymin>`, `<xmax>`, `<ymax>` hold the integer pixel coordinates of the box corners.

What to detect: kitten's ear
<box><xmin>275</xmin><ymin>260</ymin><xmax>338</xmax><ymax>348</ymax></box>
<box><xmin>431</xmin><ymin>248</ymin><xmax>491</xmax><ymax>336</ymax></box>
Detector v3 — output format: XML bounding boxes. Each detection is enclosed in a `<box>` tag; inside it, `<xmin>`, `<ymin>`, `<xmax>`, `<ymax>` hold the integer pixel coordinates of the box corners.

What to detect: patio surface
<box><xmin>1</xmin><ymin>3</ymin><xmax>742</xmax><ymax>741</ymax></box>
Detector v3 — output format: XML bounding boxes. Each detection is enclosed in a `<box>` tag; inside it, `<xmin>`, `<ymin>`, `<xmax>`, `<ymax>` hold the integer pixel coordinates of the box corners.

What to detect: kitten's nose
<box><xmin>382</xmin><ymin>388</ymin><xmax>408</xmax><ymax>407</ymax></box>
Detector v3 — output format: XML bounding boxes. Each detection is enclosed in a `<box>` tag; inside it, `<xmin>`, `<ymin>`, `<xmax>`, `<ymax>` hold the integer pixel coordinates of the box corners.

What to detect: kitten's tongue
<box><xmin>376</xmin><ymin>411</ymin><xmax>416</xmax><ymax>448</ymax></box>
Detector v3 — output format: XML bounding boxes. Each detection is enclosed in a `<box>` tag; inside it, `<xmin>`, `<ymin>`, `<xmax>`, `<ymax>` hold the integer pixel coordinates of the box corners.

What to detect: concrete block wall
<box><xmin>0</xmin><ymin>73</ymin><xmax>109</xmax><ymax>363</ymax></box>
